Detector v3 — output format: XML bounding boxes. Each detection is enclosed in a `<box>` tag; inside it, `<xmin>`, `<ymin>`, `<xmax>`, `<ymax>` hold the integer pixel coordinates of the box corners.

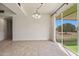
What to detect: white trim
<box><xmin>61</xmin><ymin>13</ymin><xmax>64</xmax><ymax>45</ymax></box>
<box><xmin>77</xmin><ymin>4</ymin><xmax>79</xmax><ymax>55</ymax></box>
<box><xmin>53</xmin><ymin>14</ymin><xmax>56</xmax><ymax>43</ymax></box>
<box><xmin>12</xmin><ymin>38</ymin><xmax>49</xmax><ymax>41</ymax></box>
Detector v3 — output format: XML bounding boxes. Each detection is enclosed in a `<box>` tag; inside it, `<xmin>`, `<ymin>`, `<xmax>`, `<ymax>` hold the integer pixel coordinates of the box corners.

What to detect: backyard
<box><xmin>56</xmin><ymin>32</ymin><xmax>77</xmax><ymax>54</ymax></box>
<box><xmin>56</xmin><ymin>19</ymin><xmax>77</xmax><ymax>54</ymax></box>
<box><xmin>55</xmin><ymin>4</ymin><xmax>77</xmax><ymax>55</ymax></box>
<box><xmin>63</xmin><ymin>32</ymin><xmax>77</xmax><ymax>54</ymax></box>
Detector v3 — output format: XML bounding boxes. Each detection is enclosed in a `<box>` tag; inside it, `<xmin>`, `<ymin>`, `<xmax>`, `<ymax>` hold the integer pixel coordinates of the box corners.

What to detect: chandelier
<box><xmin>32</xmin><ymin>3</ymin><xmax>43</xmax><ymax>19</ymax></box>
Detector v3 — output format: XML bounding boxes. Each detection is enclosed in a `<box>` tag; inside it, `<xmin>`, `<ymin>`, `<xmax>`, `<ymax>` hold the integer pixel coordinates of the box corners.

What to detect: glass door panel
<box><xmin>56</xmin><ymin>15</ymin><xmax>62</xmax><ymax>43</ymax></box>
<box><xmin>63</xmin><ymin>13</ymin><xmax>77</xmax><ymax>54</ymax></box>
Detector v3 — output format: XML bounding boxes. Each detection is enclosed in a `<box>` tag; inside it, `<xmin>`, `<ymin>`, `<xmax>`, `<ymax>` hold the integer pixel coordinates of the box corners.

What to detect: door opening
<box><xmin>5</xmin><ymin>17</ymin><xmax>13</xmax><ymax>40</ymax></box>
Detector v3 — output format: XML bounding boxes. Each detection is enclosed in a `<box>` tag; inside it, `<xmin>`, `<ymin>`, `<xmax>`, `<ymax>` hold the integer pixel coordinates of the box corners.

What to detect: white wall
<box><xmin>3</xmin><ymin>3</ymin><xmax>53</xmax><ymax>41</ymax></box>
<box><xmin>0</xmin><ymin>18</ymin><xmax>6</xmax><ymax>41</ymax></box>
<box><xmin>13</xmin><ymin>14</ymin><xmax>51</xmax><ymax>41</ymax></box>
<box><xmin>49</xmin><ymin>15</ymin><xmax>56</xmax><ymax>42</ymax></box>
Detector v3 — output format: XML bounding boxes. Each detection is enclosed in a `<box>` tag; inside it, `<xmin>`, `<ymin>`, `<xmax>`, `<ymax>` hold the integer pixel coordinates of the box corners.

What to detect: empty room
<box><xmin>0</xmin><ymin>3</ymin><xmax>79</xmax><ymax>56</ymax></box>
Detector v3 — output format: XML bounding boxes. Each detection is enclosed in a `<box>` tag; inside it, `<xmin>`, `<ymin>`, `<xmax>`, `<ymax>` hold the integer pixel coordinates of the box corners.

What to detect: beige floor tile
<box><xmin>0</xmin><ymin>40</ymin><xmax>67</xmax><ymax>56</ymax></box>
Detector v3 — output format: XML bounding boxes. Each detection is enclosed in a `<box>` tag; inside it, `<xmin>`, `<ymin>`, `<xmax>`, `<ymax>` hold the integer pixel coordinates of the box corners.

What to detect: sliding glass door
<box><xmin>63</xmin><ymin>12</ymin><xmax>77</xmax><ymax>54</ymax></box>
<box><xmin>55</xmin><ymin>4</ymin><xmax>78</xmax><ymax>55</ymax></box>
<box><xmin>56</xmin><ymin>13</ymin><xmax>77</xmax><ymax>54</ymax></box>
<box><xmin>56</xmin><ymin>14</ymin><xmax>63</xmax><ymax>44</ymax></box>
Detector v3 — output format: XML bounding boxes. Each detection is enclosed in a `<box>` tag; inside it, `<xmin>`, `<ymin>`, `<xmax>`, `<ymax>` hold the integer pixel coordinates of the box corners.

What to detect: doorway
<box><xmin>5</xmin><ymin>17</ymin><xmax>13</xmax><ymax>40</ymax></box>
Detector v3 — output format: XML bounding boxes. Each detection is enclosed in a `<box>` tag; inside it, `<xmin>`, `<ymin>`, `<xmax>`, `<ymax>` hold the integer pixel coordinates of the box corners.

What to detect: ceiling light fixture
<box><xmin>32</xmin><ymin>3</ymin><xmax>43</xmax><ymax>19</ymax></box>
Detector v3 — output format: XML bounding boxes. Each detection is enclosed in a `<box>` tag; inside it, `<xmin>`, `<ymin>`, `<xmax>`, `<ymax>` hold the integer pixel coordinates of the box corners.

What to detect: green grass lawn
<box><xmin>64</xmin><ymin>45</ymin><xmax>77</xmax><ymax>54</ymax></box>
<box><xmin>64</xmin><ymin>38</ymin><xmax>77</xmax><ymax>54</ymax></box>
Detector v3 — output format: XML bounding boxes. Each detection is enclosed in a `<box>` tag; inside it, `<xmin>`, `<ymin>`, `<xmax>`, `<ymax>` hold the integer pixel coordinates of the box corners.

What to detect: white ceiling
<box><xmin>21</xmin><ymin>3</ymin><xmax>63</xmax><ymax>15</ymax></box>
<box><xmin>0</xmin><ymin>3</ymin><xmax>74</xmax><ymax>18</ymax></box>
<box><xmin>0</xmin><ymin>3</ymin><xmax>15</xmax><ymax>18</ymax></box>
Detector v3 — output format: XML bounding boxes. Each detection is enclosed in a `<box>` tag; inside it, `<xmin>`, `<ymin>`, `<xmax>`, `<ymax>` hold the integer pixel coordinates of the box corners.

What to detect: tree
<box><xmin>56</xmin><ymin>23</ymin><xmax>76</xmax><ymax>32</ymax></box>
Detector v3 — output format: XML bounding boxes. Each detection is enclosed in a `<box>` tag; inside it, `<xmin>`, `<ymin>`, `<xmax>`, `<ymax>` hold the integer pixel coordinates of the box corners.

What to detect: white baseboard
<box><xmin>12</xmin><ymin>38</ymin><xmax>48</xmax><ymax>41</ymax></box>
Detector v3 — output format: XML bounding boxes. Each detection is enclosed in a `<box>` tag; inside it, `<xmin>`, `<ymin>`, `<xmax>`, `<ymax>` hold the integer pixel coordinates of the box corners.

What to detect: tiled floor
<box><xmin>0</xmin><ymin>40</ymin><xmax>67</xmax><ymax>56</ymax></box>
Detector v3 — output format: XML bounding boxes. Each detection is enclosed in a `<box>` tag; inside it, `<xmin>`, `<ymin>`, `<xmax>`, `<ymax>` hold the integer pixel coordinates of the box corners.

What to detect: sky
<box><xmin>56</xmin><ymin>19</ymin><xmax>77</xmax><ymax>28</ymax></box>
